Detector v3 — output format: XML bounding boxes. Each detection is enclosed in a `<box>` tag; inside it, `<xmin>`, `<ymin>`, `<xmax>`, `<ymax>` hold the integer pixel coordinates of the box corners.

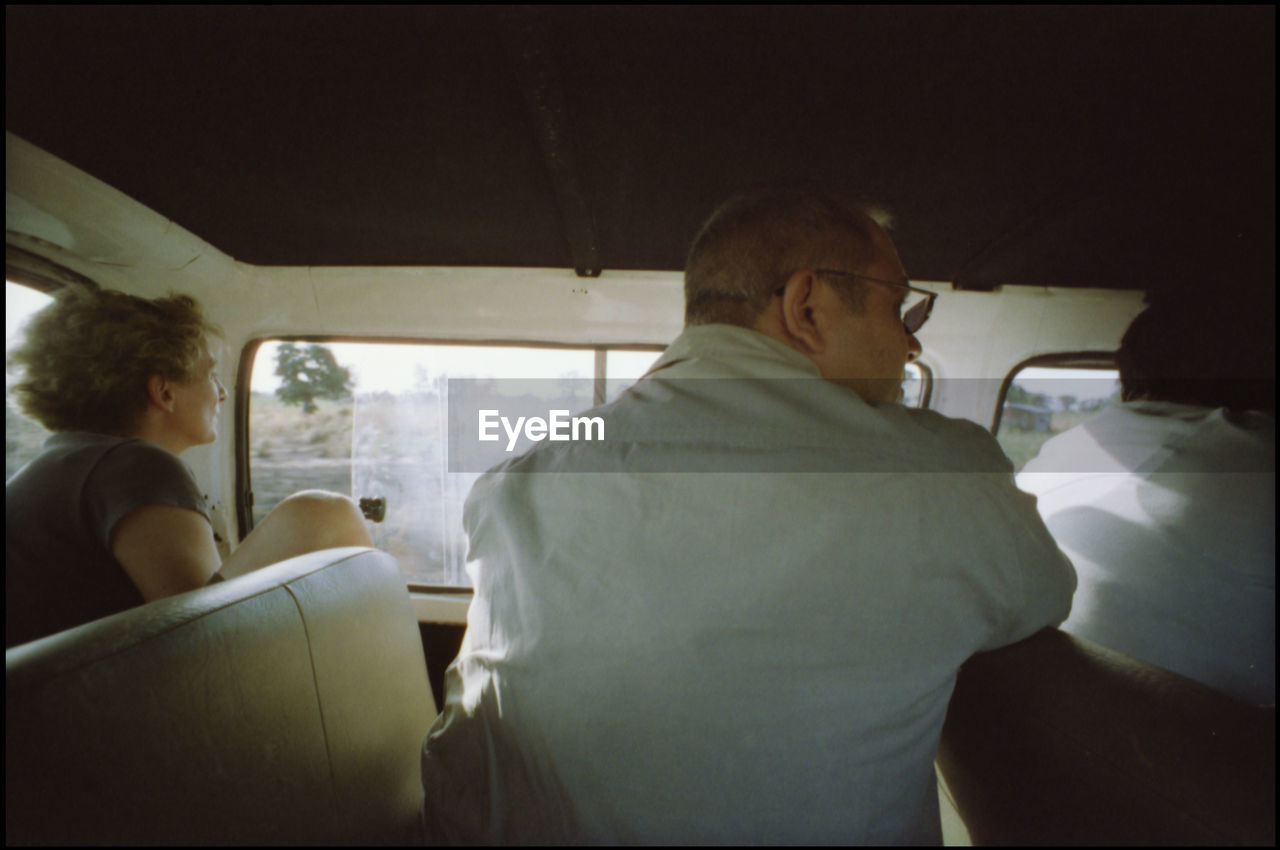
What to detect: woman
<box><xmin>6</xmin><ymin>286</ymin><xmax>372</xmax><ymax>647</ymax></box>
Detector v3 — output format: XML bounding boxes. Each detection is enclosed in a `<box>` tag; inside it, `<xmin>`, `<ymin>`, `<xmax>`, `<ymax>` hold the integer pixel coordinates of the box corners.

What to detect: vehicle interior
<box><xmin>5</xmin><ymin>7</ymin><xmax>1274</xmax><ymax>845</ymax></box>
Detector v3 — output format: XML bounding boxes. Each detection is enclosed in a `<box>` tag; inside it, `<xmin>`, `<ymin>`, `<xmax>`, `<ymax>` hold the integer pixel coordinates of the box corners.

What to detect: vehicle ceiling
<box><xmin>5</xmin><ymin>7</ymin><xmax>1275</xmax><ymax>306</ymax></box>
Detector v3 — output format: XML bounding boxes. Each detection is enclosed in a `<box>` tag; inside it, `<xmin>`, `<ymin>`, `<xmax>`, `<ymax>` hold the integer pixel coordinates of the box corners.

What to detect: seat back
<box><xmin>939</xmin><ymin>628</ymin><xmax>1275</xmax><ymax>845</ymax></box>
<box><xmin>6</xmin><ymin>547</ymin><xmax>437</xmax><ymax>845</ymax></box>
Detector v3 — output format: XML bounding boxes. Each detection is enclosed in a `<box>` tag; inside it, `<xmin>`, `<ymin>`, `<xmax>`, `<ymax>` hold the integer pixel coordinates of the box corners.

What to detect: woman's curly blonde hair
<box><xmin>8</xmin><ymin>287</ymin><xmax>222</xmax><ymax>436</ymax></box>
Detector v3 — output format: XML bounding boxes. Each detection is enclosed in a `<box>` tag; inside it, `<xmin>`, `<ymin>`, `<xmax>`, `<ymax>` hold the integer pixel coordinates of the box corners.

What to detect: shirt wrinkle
<box><xmin>422</xmin><ymin>323</ymin><xmax>1076</xmax><ymax>843</ymax></box>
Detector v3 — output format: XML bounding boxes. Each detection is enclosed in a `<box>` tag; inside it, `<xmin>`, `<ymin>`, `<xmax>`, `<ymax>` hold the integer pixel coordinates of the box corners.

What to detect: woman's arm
<box><xmin>110</xmin><ymin>489</ymin><xmax>373</xmax><ymax>601</ymax></box>
<box><xmin>110</xmin><ymin>504</ymin><xmax>222</xmax><ymax>601</ymax></box>
<box><xmin>110</xmin><ymin>491</ymin><xmax>373</xmax><ymax>601</ymax></box>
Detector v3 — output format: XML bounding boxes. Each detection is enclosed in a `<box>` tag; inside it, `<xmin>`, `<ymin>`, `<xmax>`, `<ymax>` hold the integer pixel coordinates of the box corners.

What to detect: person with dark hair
<box><xmin>420</xmin><ymin>186</ymin><xmax>1075</xmax><ymax>843</ymax></box>
<box><xmin>1018</xmin><ymin>300</ymin><xmax>1275</xmax><ymax>705</ymax></box>
<box><xmin>6</xmin><ymin>287</ymin><xmax>373</xmax><ymax>648</ymax></box>
<box><xmin>1116</xmin><ymin>300</ymin><xmax>1274</xmax><ymax>413</ymax></box>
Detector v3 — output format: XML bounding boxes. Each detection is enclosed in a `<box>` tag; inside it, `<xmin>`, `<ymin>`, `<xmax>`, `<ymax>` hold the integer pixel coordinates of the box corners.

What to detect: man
<box><xmin>421</xmin><ymin>187</ymin><xmax>1076</xmax><ymax>843</ymax></box>
<box><xmin>1018</xmin><ymin>302</ymin><xmax>1274</xmax><ymax>705</ymax></box>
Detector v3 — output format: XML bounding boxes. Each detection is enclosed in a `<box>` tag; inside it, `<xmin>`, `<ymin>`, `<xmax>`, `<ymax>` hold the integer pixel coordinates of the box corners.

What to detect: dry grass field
<box><xmin>248</xmin><ymin>393</ymin><xmax>354</xmax><ymax>523</ymax></box>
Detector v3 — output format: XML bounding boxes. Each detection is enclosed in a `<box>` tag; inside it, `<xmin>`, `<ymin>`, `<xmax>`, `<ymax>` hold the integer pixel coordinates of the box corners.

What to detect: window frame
<box><xmin>991</xmin><ymin>351</ymin><xmax>1118</xmax><ymax>435</ymax></box>
<box><xmin>6</xmin><ymin>246</ymin><xmax>97</xmax><ymax>297</ymax></box>
<box><xmin>905</xmin><ymin>360</ymin><xmax>934</xmax><ymax>409</ymax></box>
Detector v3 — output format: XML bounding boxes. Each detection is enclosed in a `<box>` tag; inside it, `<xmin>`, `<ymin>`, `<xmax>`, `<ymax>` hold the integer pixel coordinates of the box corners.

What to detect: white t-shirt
<box><xmin>1018</xmin><ymin>401</ymin><xmax>1275</xmax><ymax>705</ymax></box>
<box><xmin>422</xmin><ymin>324</ymin><xmax>1076</xmax><ymax>843</ymax></box>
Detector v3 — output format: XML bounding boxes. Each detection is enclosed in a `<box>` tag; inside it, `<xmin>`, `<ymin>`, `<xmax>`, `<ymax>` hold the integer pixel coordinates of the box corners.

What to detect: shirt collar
<box><xmin>645</xmin><ymin>324</ymin><xmax>822</xmax><ymax>381</ymax></box>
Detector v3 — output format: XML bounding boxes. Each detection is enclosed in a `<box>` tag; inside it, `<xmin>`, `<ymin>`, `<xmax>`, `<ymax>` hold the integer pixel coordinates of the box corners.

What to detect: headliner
<box><xmin>5</xmin><ymin>6</ymin><xmax>1275</xmax><ymax>299</ymax></box>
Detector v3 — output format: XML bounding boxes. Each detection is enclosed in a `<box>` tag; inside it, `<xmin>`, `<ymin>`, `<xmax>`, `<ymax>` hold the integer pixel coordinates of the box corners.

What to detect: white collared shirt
<box><xmin>1018</xmin><ymin>401</ymin><xmax>1275</xmax><ymax>705</ymax></box>
<box><xmin>423</xmin><ymin>324</ymin><xmax>1075</xmax><ymax>843</ymax></box>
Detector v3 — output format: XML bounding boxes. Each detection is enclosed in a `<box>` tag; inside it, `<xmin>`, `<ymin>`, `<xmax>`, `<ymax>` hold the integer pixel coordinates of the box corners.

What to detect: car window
<box><xmin>248</xmin><ymin>340</ymin><xmax>644</xmax><ymax>588</ymax></box>
<box><xmin>6</xmin><ymin>280</ymin><xmax>55</xmax><ymax>479</ymax></box>
<box><xmin>606</xmin><ymin>350</ymin><xmax>661</xmax><ymax>402</ymax></box>
<box><xmin>901</xmin><ymin>362</ymin><xmax>930</xmax><ymax>408</ymax></box>
<box><xmin>995</xmin><ymin>364</ymin><xmax>1121</xmax><ymax>472</ymax></box>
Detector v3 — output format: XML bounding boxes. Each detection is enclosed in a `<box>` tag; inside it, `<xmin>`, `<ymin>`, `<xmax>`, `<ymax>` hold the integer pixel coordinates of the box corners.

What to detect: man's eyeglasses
<box><xmin>814</xmin><ymin>268</ymin><xmax>937</xmax><ymax>334</ymax></box>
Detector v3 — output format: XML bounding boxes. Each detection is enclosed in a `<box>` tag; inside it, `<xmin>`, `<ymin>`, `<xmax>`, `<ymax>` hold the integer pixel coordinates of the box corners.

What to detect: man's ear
<box><xmin>146</xmin><ymin>375</ymin><xmax>176</xmax><ymax>413</ymax></box>
<box><xmin>778</xmin><ymin>269</ymin><xmax>826</xmax><ymax>355</ymax></box>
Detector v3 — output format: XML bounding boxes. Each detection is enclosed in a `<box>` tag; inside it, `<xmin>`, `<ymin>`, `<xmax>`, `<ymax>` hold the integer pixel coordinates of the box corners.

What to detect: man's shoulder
<box><xmin>470</xmin><ymin>399</ymin><xmax>1012</xmax><ymax>479</ymax></box>
<box><xmin>1019</xmin><ymin>402</ymin><xmax>1275</xmax><ymax>476</ymax></box>
<box><xmin>894</xmin><ymin>404</ymin><xmax>990</xmax><ymax>439</ymax></box>
<box><xmin>887</xmin><ymin>405</ymin><xmax>1014</xmax><ymax>472</ymax></box>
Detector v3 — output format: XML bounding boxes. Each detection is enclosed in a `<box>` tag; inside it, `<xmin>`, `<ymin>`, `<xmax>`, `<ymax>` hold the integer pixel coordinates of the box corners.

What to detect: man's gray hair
<box><xmin>684</xmin><ymin>185</ymin><xmax>885</xmax><ymax>327</ymax></box>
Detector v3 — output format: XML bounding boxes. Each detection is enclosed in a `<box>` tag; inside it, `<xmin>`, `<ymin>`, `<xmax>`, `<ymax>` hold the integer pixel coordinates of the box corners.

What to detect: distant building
<box><xmin>1003</xmin><ymin>403</ymin><xmax>1052</xmax><ymax>432</ymax></box>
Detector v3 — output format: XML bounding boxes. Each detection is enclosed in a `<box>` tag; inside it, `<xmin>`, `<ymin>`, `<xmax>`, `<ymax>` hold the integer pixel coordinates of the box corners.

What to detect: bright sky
<box><xmin>6</xmin><ymin>281</ymin><xmax>54</xmax><ymax>349</ymax></box>
<box><xmin>1015</xmin><ymin>366</ymin><xmax>1120</xmax><ymax>402</ymax></box>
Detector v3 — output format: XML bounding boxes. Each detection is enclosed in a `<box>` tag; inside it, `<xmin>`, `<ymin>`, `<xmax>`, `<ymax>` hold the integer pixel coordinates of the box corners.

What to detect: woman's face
<box><xmin>166</xmin><ymin>345</ymin><xmax>226</xmax><ymax>451</ymax></box>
